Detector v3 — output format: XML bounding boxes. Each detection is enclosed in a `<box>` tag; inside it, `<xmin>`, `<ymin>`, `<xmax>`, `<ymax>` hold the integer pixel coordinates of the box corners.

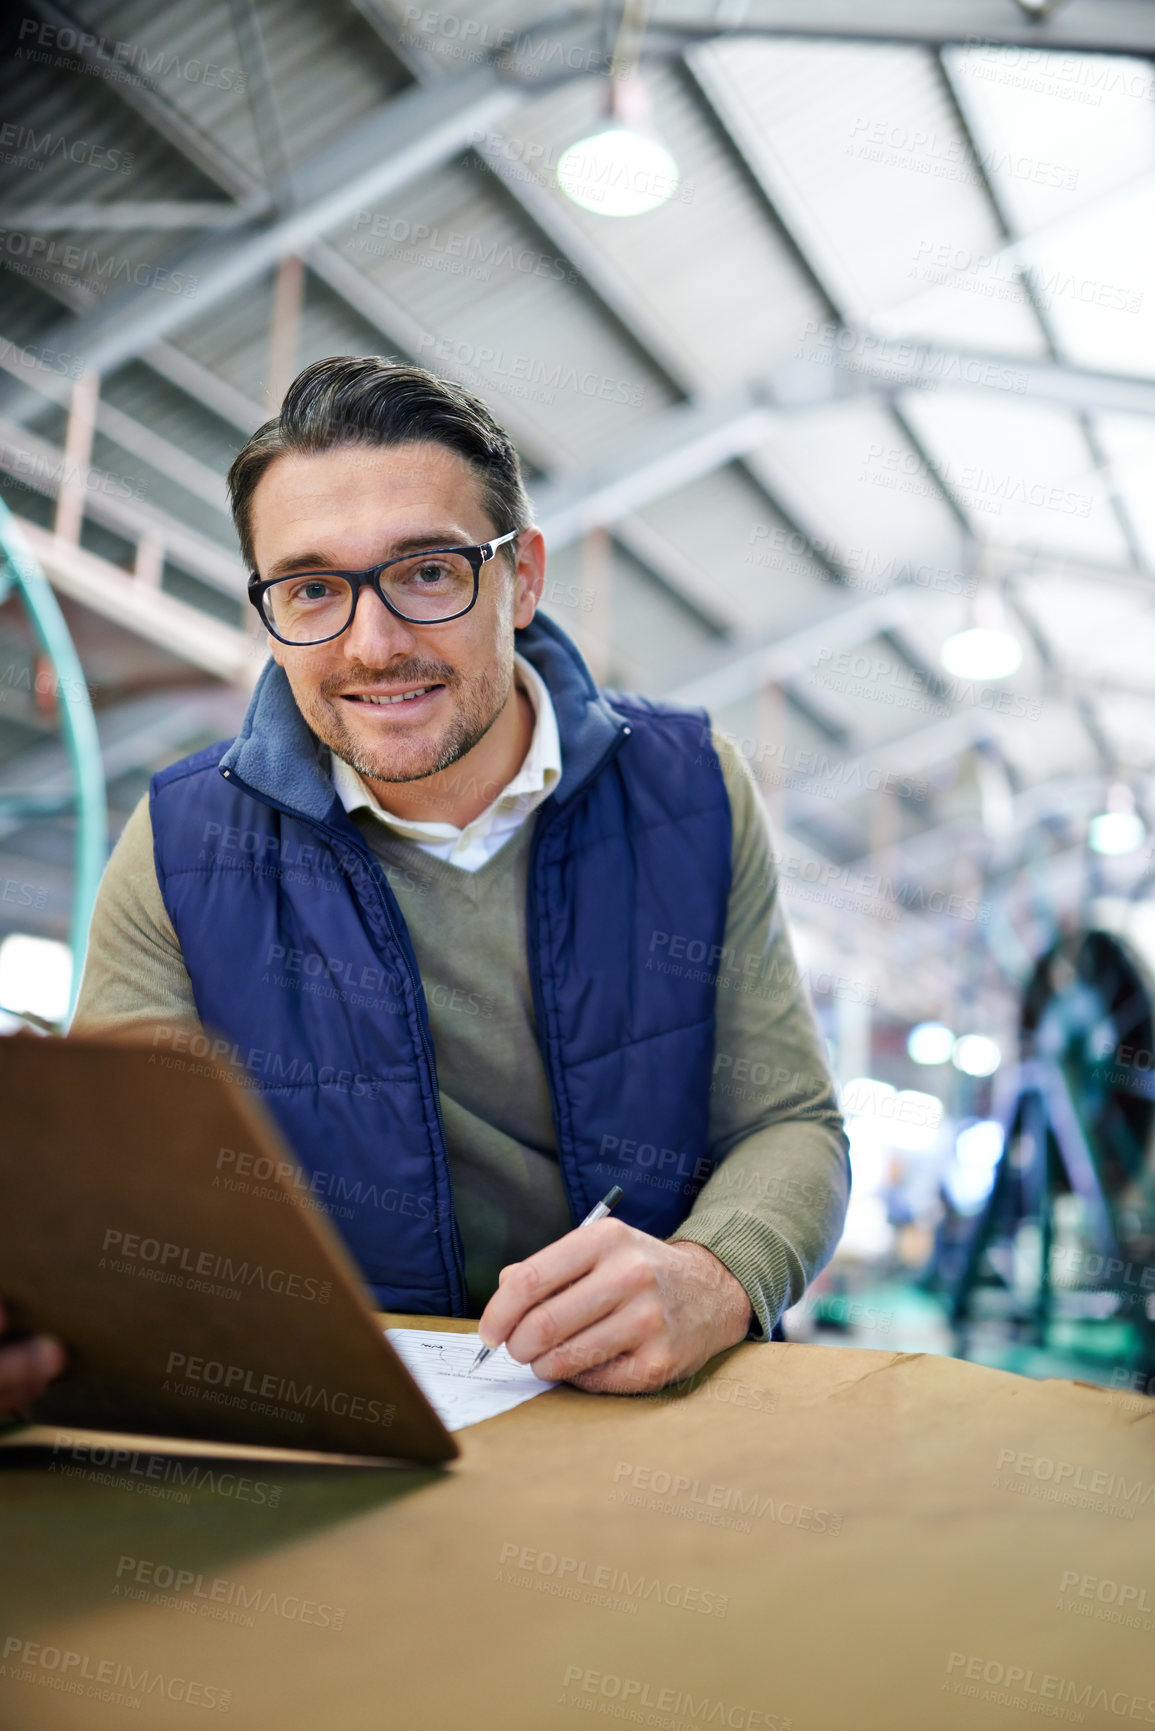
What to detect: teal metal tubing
<box><xmin>0</xmin><ymin>502</ymin><xmax>108</xmax><ymax>1020</ymax></box>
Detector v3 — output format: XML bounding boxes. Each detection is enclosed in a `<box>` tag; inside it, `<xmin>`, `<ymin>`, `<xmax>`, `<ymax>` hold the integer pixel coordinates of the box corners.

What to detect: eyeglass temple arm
<box><xmin>485</xmin><ymin>528</ymin><xmax>520</xmax><ymax>559</ymax></box>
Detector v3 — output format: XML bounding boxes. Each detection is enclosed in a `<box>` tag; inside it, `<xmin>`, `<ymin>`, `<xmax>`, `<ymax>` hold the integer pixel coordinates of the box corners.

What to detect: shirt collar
<box><xmin>331</xmin><ymin>652</ymin><xmax>561</xmax><ymax>844</ymax></box>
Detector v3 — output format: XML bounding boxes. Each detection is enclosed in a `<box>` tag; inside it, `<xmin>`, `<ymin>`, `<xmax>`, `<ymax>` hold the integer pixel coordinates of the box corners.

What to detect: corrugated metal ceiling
<box><xmin>2</xmin><ymin>3</ymin><xmax>1155</xmax><ymax>970</ymax></box>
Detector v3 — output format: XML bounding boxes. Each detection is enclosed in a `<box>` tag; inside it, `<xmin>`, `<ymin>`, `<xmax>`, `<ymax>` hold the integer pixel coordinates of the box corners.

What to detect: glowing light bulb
<box><xmin>953</xmin><ymin>1034</ymin><xmax>1001</xmax><ymax>1077</ymax></box>
<box><xmin>0</xmin><ymin>932</ymin><xmax>72</xmax><ymax>1023</ymax></box>
<box><xmin>1089</xmin><ymin>785</ymin><xmax>1145</xmax><ymax>855</ymax></box>
<box><xmin>557</xmin><ymin>128</ymin><xmax>680</xmax><ymax>216</ymax></box>
<box><xmin>907</xmin><ymin>1022</ymin><xmax>955</xmax><ymax>1065</ymax></box>
<box><xmin>940</xmin><ymin>627</ymin><xmax>1022</xmax><ymax>681</ymax></box>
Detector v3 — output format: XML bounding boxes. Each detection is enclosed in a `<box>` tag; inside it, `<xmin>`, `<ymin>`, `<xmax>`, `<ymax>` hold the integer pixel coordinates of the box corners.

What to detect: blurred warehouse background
<box><xmin>2</xmin><ymin>0</ymin><xmax>1155</xmax><ymax>1393</ymax></box>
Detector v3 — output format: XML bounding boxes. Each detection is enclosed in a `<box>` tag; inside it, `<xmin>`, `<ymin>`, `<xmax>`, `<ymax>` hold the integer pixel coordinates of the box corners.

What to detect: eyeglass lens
<box><xmin>261</xmin><ymin>551</ymin><xmax>476</xmax><ymax>642</ymax></box>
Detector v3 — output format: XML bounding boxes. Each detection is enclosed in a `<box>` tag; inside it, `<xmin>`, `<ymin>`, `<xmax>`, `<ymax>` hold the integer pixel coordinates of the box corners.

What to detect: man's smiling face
<box><xmin>252</xmin><ymin>441</ymin><xmax>542</xmax><ymax>786</ymax></box>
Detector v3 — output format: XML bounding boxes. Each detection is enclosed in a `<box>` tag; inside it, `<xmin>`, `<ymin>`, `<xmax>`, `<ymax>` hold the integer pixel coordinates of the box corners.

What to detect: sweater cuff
<box><xmin>668</xmin><ymin>1208</ymin><xmax>804</xmax><ymax>1342</ymax></box>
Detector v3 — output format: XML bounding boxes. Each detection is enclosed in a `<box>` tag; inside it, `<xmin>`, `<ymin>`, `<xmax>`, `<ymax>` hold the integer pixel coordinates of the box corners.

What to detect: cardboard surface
<box><xmin>0</xmin><ymin>1036</ymin><xmax>455</xmax><ymax>1462</ymax></box>
<box><xmin>1</xmin><ymin>1313</ymin><xmax>1152</xmax><ymax>1730</ymax></box>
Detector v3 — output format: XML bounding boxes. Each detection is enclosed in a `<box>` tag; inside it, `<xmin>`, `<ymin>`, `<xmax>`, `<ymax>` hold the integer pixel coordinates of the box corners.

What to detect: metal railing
<box><xmin>0</xmin><ymin>500</ymin><xmax>108</xmax><ymax>1020</ymax></box>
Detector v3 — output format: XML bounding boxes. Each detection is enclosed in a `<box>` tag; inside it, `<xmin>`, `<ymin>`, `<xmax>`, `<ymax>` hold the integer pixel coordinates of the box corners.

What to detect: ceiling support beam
<box><xmin>144</xmin><ymin>342</ymin><xmax>265</xmax><ymax>434</ymax></box>
<box><xmin>342</xmin><ymin>3</ymin><xmax>842</xmax><ymax>615</ymax></box>
<box><xmin>533</xmin><ymin>392</ymin><xmax>779</xmax><ymax>546</ymax></box>
<box><xmin>0</xmin><ymin>70</ymin><xmax>522</xmax><ymax>422</ymax></box>
<box><xmin>12</xmin><ymin>518</ymin><xmax>258</xmax><ymax>686</ymax></box>
<box><xmin>0</xmin><ymin>416</ymin><xmax>243</xmax><ymax>595</ymax></box>
<box><xmin>0</xmin><ymin>689</ymin><xmax>250</xmax><ymax>846</ymax></box>
<box><xmin>782</xmin><ymin>331</ymin><xmax>1155</xmax><ymax>419</ymax></box>
<box><xmin>661</xmin><ymin>585</ymin><xmax>931</xmax><ymax>711</ymax></box>
<box><xmin>0</xmin><ymin>330</ymin><xmax>235</xmax><ymax>517</ymax></box>
<box><xmin>20</xmin><ymin>0</ymin><xmax>271</xmax><ymax>203</ymax></box>
<box><xmin>641</xmin><ymin>0</ymin><xmax>1155</xmax><ymax>54</ymax></box>
<box><xmin>0</xmin><ymin>203</ymin><xmax>251</xmax><ymax>231</ymax></box>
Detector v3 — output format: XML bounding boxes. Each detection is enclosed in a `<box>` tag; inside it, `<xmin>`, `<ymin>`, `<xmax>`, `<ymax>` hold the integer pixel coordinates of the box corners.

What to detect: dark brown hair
<box><xmin>227</xmin><ymin>355</ymin><xmax>533</xmax><ymax>570</ymax></box>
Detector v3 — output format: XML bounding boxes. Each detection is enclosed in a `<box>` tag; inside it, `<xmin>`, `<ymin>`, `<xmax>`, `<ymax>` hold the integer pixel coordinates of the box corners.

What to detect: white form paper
<box><xmin>385</xmin><ymin>1329</ymin><xmax>558</xmax><ymax>1432</ymax></box>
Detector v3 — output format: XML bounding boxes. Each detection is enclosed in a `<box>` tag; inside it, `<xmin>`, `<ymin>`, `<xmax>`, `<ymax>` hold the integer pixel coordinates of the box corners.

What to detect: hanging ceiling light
<box><xmin>940</xmin><ymin>583</ymin><xmax>1023</xmax><ymax>682</ymax></box>
<box><xmin>953</xmin><ymin>1034</ymin><xmax>1002</xmax><ymax>1078</ymax></box>
<box><xmin>1089</xmin><ymin>783</ymin><xmax>1146</xmax><ymax>856</ymax></box>
<box><xmin>0</xmin><ymin>932</ymin><xmax>72</xmax><ymax>1023</ymax></box>
<box><xmin>557</xmin><ymin>74</ymin><xmax>680</xmax><ymax>218</ymax></box>
<box><xmin>907</xmin><ymin>1022</ymin><xmax>956</xmax><ymax>1065</ymax></box>
<box><xmin>940</xmin><ymin>626</ymin><xmax>1023</xmax><ymax>681</ymax></box>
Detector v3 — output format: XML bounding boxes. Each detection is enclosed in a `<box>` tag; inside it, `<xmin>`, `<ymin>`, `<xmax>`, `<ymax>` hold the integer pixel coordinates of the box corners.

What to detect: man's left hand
<box><xmin>476</xmin><ymin>1220</ymin><xmax>754</xmax><ymax>1395</ymax></box>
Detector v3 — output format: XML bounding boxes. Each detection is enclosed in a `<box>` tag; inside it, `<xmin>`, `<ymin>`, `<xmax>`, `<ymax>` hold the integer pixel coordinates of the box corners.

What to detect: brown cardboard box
<box><xmin>1</xmin><ymin>1314</ymin><xmax>1152</xmax><ymax>1731</ymax></box>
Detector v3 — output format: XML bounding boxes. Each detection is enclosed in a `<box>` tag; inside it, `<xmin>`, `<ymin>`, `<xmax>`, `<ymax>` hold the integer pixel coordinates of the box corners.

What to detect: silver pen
<box><xmin>467</xmin><ymin>1185</ymin><xmax>624</xmax><ymax>1375</ymax></box>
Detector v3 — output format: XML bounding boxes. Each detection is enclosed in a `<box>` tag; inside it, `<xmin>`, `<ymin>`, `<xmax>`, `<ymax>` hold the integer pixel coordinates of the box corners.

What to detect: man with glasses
<box><xmin>24</xmin><ymin>355</ymin><xmax>848</xmax><ymax>1410</ymax></box>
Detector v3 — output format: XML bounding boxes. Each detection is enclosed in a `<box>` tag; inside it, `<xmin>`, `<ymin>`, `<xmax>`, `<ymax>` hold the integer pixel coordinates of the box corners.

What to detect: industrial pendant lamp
<box><xmin>557</xmin><ymin>74</ymin><xmax>680</xmax><ymax>216</ymax></box>
<box><xmin>941</xmin><ymin>584</ymin><xmax>1023</xmax><ymax>682</ymax></box>
<box><xmin>556</xmin><ymin>1</ymin><xmax>679</xmax><ymax>217</ymax></box>
<box><xmin>1089</xmin><ymin>783</ymin><xmax>1146</xmax><ymax>856</ymax></box>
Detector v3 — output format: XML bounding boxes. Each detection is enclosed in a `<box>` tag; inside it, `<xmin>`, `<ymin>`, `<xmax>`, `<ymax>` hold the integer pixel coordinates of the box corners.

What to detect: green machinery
<box><xmin>0</xmin><ymin>501</ymin><xmax>107</xmax><ymax>1022</ymax></box>
<box><xmin>949</xmin><ymin>922</ymin><xmax>1155</xmax><ymax>1383</ymax></box>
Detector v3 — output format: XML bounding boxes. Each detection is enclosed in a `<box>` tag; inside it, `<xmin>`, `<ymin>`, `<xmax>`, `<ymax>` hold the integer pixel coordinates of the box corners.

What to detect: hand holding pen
<box><xmin>468</xmin><ymin>1187</ymin><xmax>623</xmax><ymax>1376</ymax></box>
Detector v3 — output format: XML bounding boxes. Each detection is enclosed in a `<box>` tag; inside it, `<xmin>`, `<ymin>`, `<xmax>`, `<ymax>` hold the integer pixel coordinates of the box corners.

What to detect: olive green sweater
<box><xmin>72</xmin><ymin>732</ymin><xmax>849</xmax><ymax>1335</ymax></box>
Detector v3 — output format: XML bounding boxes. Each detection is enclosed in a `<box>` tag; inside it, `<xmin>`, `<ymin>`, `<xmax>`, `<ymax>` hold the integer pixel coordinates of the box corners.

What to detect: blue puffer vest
<box><xmin>150</xmin><ymin>614</ymin><xmax>732</xmax><ymax>1312</ymax></box>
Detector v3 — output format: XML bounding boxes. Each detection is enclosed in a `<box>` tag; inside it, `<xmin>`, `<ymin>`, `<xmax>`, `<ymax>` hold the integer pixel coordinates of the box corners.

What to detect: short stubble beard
<box><xmin>302</xmin><ymin>647</ymin><xmax>514</xmax><ymax>786</ymax></box>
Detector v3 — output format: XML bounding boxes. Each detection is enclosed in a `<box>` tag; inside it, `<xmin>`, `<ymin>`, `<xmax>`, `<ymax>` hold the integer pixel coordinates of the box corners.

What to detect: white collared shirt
<box><xmin>331</xmin><ymin>653</ymin><xmax>562</xmax><ymax>871</ymax></box>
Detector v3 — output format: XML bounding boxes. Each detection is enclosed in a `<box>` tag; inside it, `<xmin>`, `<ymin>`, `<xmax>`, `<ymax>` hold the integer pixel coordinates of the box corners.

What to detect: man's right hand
<box><xmin>0</xmin><ymin>1301</ymin><xmax>65</xmax><ymax>1420</ymax></box>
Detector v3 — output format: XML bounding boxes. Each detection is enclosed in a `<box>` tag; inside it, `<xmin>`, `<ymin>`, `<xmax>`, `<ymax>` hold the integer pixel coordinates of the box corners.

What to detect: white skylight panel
<box><xmin>1020</xmin><ymin>177</ymin><xmax>1155</xmax><ymax>377</ymax></box>
<box><xmin>750</xmin><ymin>399</ymin><xmax>969</xmax><ymax>591</ymax></box>
<box><xmin>692</xmin><ymin>36</ymin><xmax>1045</xmax><ymax>357</ymax></box>
<box><xmin>1092</xmin><ymin>412</ymin><xmax>1155</xmax><ymax>570</ymax></box>
<box><xmin>633</xmin><ymin>466</ymin><xmax>837</xmax><ymax>638</ymax></box>
<box><xmin>1014</xmin><ymin>571</ymin><xmax>1155</xmax><ymax>689</ymax></box>
<box><xmin>900</xmin><ymin>391</ymin><xmax>1132</xmax><ymax>566</ymax></box>
<box><xmin>1095</xmin><ymin>691</ymin><xmax>1155</xmax><ymax>771</ymax></box>
<box><xmin>946</xmin><ymin>46</ymin><xmax>1155</xmax><ymax>236</ymax></box>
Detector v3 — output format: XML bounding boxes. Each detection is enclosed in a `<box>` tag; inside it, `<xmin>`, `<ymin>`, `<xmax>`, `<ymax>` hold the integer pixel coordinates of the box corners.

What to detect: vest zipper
<box><xmin>525</xmin><ymin>721</ymin><xmax>632</xmax><ymax>1225</ymax></box>
<box><xmin>218</xmin><ymin>766</ymin><xmax>469</xmax><ymax>1314</ymax></box>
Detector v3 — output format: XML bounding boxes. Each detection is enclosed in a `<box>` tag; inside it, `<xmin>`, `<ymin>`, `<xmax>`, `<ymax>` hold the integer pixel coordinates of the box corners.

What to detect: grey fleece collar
<box><xmin>218</xmin><ymin>612</ymin><xmax>625</xmax><ymax>820</ymax></box>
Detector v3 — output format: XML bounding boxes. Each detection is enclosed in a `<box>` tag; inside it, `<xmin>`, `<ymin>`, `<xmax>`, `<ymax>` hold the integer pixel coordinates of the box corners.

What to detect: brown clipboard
<box><xmin>0</xmin><ymin>1032</ymin><xmax>458</xmax><ymax>1465</ymax></box>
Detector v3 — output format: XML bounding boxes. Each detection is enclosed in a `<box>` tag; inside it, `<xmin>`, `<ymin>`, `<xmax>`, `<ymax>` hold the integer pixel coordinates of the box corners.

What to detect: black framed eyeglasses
<box><xmin>248</xmin><ymin>528</ymin><xmax>520</xmax><ymax>646</ymax></box>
